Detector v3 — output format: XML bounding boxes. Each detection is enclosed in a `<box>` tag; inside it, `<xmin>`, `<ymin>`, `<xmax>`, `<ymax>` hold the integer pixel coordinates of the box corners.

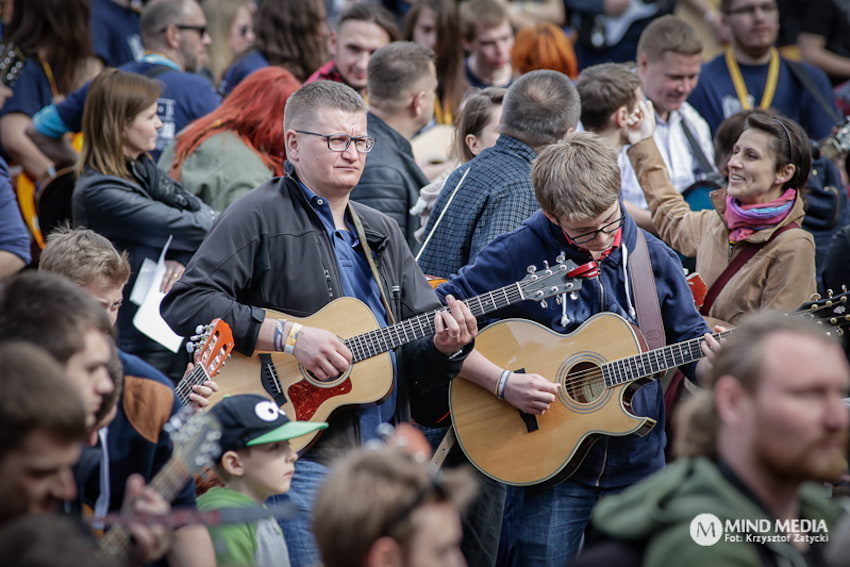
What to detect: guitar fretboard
<box><xmin>175</xmin><ymin>366</ymin><xmax>207</xmax><ymax>405</ymax></box>
<box><xmin>602</xmin><ymin>330</ymin><xmax>735</xmax><ymax>386</ymax></box>
<box><xmin>344</xmin><ymin>282</ymin><xmax>532</xmax><ymax>362</ymax></box>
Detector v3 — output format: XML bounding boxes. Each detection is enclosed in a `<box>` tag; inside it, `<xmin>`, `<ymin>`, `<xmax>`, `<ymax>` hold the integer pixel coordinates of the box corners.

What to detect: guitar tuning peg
<box><xmin>543</xmin><ymin>260</ymin><xmax>550</xmax><ymax>269</ymax></box>
<box><xmin>570</xmin><ymin>291</ymin><xmax>579</xmax><ymax>301</ymax></box>
<box><xmin>555</xmin><ymin>295</ymin><xmax>563</xmax><ymax>305</ymax></box>
<box><xmin>810</xmin><ymin>293</ymin><xmax>822</xmax><ymax>302</ymax></box>
<box><xmin>195</xmin><ymin>324</ymin><xmax>205</xmax><ymax>334</ymax></box>
<box><xmin>539</xmin><ymin>299</ymin><xmax>548</xmax><ymax>308</ymax></box>
<box><xmin>827</xmin><ymin>289</ymin><xmax>835</xmax><ymax>298</ymax></box>
<box><xmin>555</xmin><ymin>253</ymin><xmax>565</xmax><ymax>264</ymax></box>
<box><xmin>842</xmin><ymin>284</ymin><xmax>848</xmax><ymax>293</ymax></box>
<box><xmin>527</xmin><ymin>265</ymin><xmax>537</xmax><ymax>273</ymax></box>
<box><xmin>185</xmin><ymin>342</ymin><xmax>196</xmax><ymax>353</ymax></box>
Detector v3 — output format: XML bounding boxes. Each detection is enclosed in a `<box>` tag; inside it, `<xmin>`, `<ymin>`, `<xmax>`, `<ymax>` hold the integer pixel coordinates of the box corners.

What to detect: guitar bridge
<box><xmin>259</xmin><ymin>354</ymin><xmax>288</xmax><ymax>407</ymax></box>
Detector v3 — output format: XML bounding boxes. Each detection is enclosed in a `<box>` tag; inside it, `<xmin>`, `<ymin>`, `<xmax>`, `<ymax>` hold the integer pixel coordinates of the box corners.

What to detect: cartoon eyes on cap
<box><xmin>254</xmin><ymin>400</ymin><xmax>284</xmax><ymax>422</ymax></box>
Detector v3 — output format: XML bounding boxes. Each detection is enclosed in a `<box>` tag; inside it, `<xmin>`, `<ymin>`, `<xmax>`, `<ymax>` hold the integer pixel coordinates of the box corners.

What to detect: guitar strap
<box><xmin>349</xmin><ymin>204</ymin><xmax>398</xmax><ymax>325</ymax></box>
<box><xmin>628</xmin><ymin>230</ymin><xmax>666</xmax><ymax>350</ymax></box>
<box><xmin>700</xmin><ymin>222</ymin><xmax>800</xmax><ymax>316</ymax></box>
<box><xmin>785</xmin><ymin>59</ymin><xmax>842</xmax><ymax>125</ymax></box>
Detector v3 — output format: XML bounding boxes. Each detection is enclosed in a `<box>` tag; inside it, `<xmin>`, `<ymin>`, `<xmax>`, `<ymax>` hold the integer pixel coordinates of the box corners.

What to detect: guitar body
<box><xmin>210</xmin><ymin>297</ymin><xmax>393</xmax><ymax>452</ymax></box>
<box><xmin>450</xmin><ymin>313</ymin><xmax>656</xmax><ymax>487</ymax></box>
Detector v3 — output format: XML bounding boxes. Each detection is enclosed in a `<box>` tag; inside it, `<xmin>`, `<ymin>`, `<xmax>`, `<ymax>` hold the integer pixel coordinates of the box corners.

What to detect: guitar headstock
<box><xmin>187</xmin><ymin>319</ymin><xmax>235</xmax><ymax>380</ymax></box>
<box><xmin>518</xmin><ymin>256</ymin><xmax>583</xmax><ymax>308</ymax></box>
<box><xmin>820</xmin><ymin>118</ymin><xmax>850</xmax><ymax>159</ymax></box>
<box><xmin>797</xmin><ymin>288</ymin><xmax>850</xmax><ymax>336</ymax></box>
<box><xmin>165</xmin><ymin>407</ymin><xmax>223</xmax><ymax>473</ymax></box>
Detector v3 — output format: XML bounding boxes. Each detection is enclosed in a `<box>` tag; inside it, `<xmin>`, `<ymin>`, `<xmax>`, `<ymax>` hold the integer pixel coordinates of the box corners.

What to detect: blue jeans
<box><xmin>501</xmin><ymin>481</ymin><xmax>604</xmax><ymax>567</ymax></box>
<box><xmin>268</xmin><ymin>458</ymin><xmax>327</xmax><ymax>567</ymax></box>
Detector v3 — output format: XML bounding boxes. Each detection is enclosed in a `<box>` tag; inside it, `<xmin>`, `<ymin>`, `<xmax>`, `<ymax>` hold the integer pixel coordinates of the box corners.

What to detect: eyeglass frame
<box><xmin>380</xmin><ymin>468</ymin><xmax>448</xmax><ymax>538</ymax></box>
<box><xmin>723</xmin><ymin>1</ymin><xmax>777</xmax><ymax>17</ymax></box>
<box><xmin>160</xmin><ymin>23</ymin><xmax>208</xmax><ymax>36</ymax></box>
<box><xmin>295</xmin><ymin>130</ymin><xmax>377</xmax><ymax>153</ymax></box>
<box><xmin>562</xmin><ymin>213</ymin><xmax>626</xmax><ymax>245</ymax></box>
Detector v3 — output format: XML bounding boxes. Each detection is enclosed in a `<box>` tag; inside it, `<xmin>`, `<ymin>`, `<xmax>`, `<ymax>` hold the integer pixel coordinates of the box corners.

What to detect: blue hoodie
<box><xmin>437</xmin><ymin>208</ymin><xmax>709</xmax><ymax>488</ymax></box>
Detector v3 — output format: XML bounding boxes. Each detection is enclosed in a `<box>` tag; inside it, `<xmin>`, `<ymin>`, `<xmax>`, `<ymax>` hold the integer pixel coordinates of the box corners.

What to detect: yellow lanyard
<box><xmin>725</xmin><ymin>47</ymin><xmax>780</xmax><ymax>110</ymax></box>
<box><xmin>38</xmin><ymin>56</ymin><xmax>62</xmax><ymax>103</ymax></box>
<box><xmin>433</xmin><ymin>96</ymin><xmax>453</xmax><ymax>126</ymax></box>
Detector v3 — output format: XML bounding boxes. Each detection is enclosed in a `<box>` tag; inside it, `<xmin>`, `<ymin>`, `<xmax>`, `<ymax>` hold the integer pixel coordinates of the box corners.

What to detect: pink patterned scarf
<box><xmin>724</xmin><ymin>188</ymin><xmax>797</xmax><ymax>242</ymax></box>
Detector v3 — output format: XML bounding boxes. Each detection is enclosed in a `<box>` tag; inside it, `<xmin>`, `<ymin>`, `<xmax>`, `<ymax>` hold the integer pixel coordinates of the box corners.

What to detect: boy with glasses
<box><xmin>437</xmin><ymin>131</ymin><xmax>714</xmax><ymax>565</ymax></box>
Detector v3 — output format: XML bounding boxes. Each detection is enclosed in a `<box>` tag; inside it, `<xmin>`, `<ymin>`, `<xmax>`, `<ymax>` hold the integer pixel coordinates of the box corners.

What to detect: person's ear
<box><xmin>774</xmin><ymin>163</ymin><xmax>796</xmax><ymax>186</ymax></box>
<box><xmin>411</xmin><ymin>90</ymin><xmax>425</xmax><ymax>118</ymax></box>
<box><xmin>465</xmin><ymin>133</ymin><xmax>481</xmax><ymax>156</ymax></box>
<box><xmin>221</xmin><ymin>450</ymin><xmax>244</xmax><ymax>477</ymax></box>
<box><xmin>613</xmin><ymin>105</ymin><xmax>630</xmax><ymax>129</ymax></box>
<box><xmin>162</xmin><ymin>23</ymin><xmax>180</xmax><ymax>49</ymax></box>
<box><xmin>714</xmin><ymin>375</ymin><xmax>750</xmax><ymax>428</ymax></box>
<box><xmin>284</xmin><ymin>130</ymin><xmax>300</xmax><ymax>162</ymax></box>
<box><xmin>365</xmin><ymin>536</ymin><xmax>403</xmax><ymax>567</ymax></box>
<box><xmin>328</xmin><ymin>30</ymin><xmax>337</xmax><ymax>56</ymax></box>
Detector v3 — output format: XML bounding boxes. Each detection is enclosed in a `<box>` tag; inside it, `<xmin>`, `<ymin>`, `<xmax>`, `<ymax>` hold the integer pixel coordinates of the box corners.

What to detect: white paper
<box><xmin>132</xmin><ymin>236</ymin><xmax>183</xmax><ymax>353</ymax></box>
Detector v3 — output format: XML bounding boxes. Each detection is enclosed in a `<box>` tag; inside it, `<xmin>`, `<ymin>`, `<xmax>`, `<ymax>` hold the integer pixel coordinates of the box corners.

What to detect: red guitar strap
<box><xmin>700</xmin><ymin>222</ymin><xmax>800</xmax><ymax>316</ymax></box>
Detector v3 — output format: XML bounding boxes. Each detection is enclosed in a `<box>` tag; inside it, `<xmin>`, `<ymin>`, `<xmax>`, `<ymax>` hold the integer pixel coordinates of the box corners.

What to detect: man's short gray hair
<box><xmin>284</xmin><ymin>81</ymin><xmax>367</xmax><ymax>131</ymax></box>
<box><xmin>500</xmin><ymin>70</ymin><xmax>580</xmax><ymax>148</ymax></box>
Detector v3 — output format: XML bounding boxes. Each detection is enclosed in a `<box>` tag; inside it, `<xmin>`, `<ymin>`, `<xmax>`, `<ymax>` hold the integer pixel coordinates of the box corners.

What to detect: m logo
<box><xmin>690</xmin><ymin>513</ymin><xmax>723</xmax><ymax>546</ymax></box>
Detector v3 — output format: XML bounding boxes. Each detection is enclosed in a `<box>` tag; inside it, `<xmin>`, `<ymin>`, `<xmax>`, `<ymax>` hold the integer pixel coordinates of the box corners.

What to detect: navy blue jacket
<box><xmin>437</xmin><ymin>209</ymin><xmax>709</xmax><ymax>488</ymax></box>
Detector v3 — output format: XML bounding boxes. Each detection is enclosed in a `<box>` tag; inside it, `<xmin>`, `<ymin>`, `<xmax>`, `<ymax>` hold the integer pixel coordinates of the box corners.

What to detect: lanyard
<box><xmin>725</xmin><ymin>47</ymin><xmax>780</xmax><ymax>110</ymax></box>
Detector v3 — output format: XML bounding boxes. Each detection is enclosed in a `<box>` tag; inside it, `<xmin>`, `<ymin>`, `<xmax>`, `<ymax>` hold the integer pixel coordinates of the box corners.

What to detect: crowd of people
<box><xmin>0</xmin><ymin>0</ymin><xmax>849</xmax><ymax>566</ymax></box>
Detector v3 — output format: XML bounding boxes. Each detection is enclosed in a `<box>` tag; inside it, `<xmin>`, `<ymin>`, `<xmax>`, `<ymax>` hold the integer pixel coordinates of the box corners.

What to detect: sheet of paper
<box><xmin>132</xmin><ymin>236</ymin><xmax>183</xmax><ymax>353</ymax></box>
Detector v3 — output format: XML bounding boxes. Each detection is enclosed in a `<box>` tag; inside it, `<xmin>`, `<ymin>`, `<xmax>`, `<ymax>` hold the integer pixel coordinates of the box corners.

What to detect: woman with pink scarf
<box><xmin>626</xmin><ymin>103</ymin><xmax>815</xmax><ymax>327</ymax></box>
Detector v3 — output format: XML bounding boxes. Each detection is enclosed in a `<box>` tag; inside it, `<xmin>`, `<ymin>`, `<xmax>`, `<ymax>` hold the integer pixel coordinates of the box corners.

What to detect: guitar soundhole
<box><xmin>300</xmin><ymin>364</ymin><xmax>353</xmax><ymax>389</ymax></box>
<box><xmin>564</xmin><ymin>362</ymin><xmax>605</xmax><ymax>403</ymax></box>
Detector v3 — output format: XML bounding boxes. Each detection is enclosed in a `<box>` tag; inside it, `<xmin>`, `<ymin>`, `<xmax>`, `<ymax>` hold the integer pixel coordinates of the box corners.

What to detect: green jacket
<box><xmin>591</xmin><ymin>457</ymin><xmax>841</xmax><ymax>567</ymax></box>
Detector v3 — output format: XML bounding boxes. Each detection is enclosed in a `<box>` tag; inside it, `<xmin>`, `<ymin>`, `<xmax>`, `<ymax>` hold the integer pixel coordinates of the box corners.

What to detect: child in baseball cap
<box><xmin>198</xmin><ymin>394</ymin><xmax>327</xmax><ymax>567</ymax></box>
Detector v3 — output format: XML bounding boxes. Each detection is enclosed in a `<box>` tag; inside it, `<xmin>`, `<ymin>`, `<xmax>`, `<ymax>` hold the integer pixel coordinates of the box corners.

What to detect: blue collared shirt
<box><xmin>299</xmin><ymin>182</ymin><xmax>397</xmax><ymax>440</ymax></box>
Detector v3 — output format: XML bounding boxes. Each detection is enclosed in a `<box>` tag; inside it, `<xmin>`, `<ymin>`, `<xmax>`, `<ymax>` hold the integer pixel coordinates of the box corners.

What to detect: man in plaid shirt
<box><xmin>417</xmin><ymin>70</ymin><xmax>581</xmax><ymax>278</ymax></box>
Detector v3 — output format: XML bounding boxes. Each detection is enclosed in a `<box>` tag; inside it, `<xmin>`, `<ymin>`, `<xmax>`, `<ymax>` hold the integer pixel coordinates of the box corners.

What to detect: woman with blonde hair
<box><xmin>73</xmin><ymin>69</ymin><xmax>215</xmax><ymax>379</ymax></box>
<box><xmin>202</xmin><ymin>0</ymin><xmax>256</xmax><ymax>86</ymax></box>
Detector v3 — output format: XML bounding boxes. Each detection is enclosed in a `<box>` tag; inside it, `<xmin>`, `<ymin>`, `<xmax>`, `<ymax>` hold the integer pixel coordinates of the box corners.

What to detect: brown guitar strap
<box><xmin>349</xmin><ymin>205</ymin><xmax>398</xmax><ymax>325</ymax></box>
<box><xmin>700</xmin><ymin>222</ymin><xmax>800</xmax><ymax>316</ymax></box>
<box><xmin>628</xmin><ymin>230</ymin><xmax>666</xmax><ymax>350</ymax></box>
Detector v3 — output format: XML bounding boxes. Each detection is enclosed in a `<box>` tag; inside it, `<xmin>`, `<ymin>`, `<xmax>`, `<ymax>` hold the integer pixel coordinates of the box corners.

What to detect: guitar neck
<box><xmin>603</xmin><ymin>329</ymin><xmax>735</xmax><ymax>387</ymax></box>
<box><xmin>174</xmin><ymin>366</ymin><xmax>209</xmax><ymax>405</ymax></box>
<box><xmin>98</xmin><ymin>457</ymin><xmax>191</xmax><ymax>559</ymax></box>
<box><xmin>345</xmin><ymin>282</ymin><xmax>526</xmax><ymax>362</ymax></box>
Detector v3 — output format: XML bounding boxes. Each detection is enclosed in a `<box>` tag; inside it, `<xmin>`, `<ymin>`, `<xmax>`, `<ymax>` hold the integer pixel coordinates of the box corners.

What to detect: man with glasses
<box><xmin>30</xmin><ymin>0</ymin><xmax>219</xmax><ymax>162</ymax></box>
<box><xmin>162</xmin><ymin>80</ymin><xmax>477</xmax><ymax>567</ymax></box>
<box><xmin>688</xmin><ymin>0</ymin><xmax>838</xmax><ymax>140</ymax></box>
<box><xmin>437</xmin><ymin>131</ymin><xmax>712</xmax><ymax>565</ymax></box>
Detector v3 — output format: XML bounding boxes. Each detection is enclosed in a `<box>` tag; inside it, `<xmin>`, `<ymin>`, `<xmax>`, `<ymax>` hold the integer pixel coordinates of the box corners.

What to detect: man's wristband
<box><xmin>496</xmin><ymin>369</ymin><xmax>511</xmax><ymax>400</ymax></box>
<box><xmin>273</xmin><ymin>319</ymin><xmax>287</xmax><ymax>352</ymax></box>
<box><xmin>284</xmin><ymin>322</ymin><xmax>302</xmax><ymax>355</ymax></box>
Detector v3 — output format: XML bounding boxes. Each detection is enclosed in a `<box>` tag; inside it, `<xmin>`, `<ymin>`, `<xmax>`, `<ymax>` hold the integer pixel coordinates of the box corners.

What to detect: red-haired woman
<box><xmin>511</xmin><ymin>23</ymin><xmax>578</xmax><ymax>78</ymax></box>
<box><xmin>159</xmin><ymin>67</ymin><xmax>301</xmax><ymax>211</ymax></box>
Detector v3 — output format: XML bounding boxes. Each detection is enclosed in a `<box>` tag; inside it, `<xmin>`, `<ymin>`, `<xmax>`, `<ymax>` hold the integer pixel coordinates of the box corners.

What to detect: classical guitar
<box><xmin>210</xmin><ymin>259</ymin><xmax>584</xmax><ymax>452</ymax></box>
<box><xmin>97</xmin><ymin>408</ymin><xmax>221</xmax><ymax>561</ymax></box>
<box><xmin>175</xmin><ymin>318</ymin><xmax>235</xmax><ymax>406</ymax></box>
<box><xmin>450</xmin><ymin>291</ymin><xmax>850</xmax><ymax>488</ymax></box>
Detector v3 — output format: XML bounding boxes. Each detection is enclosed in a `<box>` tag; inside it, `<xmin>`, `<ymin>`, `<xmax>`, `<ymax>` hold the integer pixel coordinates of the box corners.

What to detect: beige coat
<box><xmin>627</xmin><ymin>138</ymin><xmax>816</xmax><ymax>326</ymax></box>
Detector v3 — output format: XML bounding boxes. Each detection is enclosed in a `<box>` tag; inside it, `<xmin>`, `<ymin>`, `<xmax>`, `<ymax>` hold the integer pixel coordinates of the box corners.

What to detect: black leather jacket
<box><xmin>161</xmin><ymin>171</ymin><xmax>467</xmax><ymax>462</ymax></box>
<box><xmin>350</xmin><ymin>112</ymin><xmax>429</xmax><ymax>252</ymax></box>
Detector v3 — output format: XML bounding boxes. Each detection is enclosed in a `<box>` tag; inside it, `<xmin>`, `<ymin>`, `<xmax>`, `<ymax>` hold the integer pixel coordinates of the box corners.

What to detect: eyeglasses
<box><xmin>563</xmin><ymin>215</ymin><xmax>625</xmax><ymax>245</ymax></box>
<box><xmin>724</xmin><ymin>2</ymin><xmax>777</xmax><ymax>16</ymax></box>
<box><xmin>295</xmin><ymin>130</ymin><xmax>376</xmax><ymax>153</ymax></box>
<box><xmin>160</xmin><ymin>23</ymin><xmax>208</xmax><ymax>36</ymax></box>
<box><xmin>381</xmin><ymin>469</ymin><xmax>447</xmax><ymax>537</ymax></box>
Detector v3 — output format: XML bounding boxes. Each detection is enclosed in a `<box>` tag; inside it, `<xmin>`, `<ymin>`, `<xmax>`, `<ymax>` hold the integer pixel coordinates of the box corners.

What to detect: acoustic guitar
<box><xmin>450</xmin><ymin>291</ymin><xmax>850</xmax><ymax>487</ymax></box>
<box><xmin>210</xmin><ymin>260</ymin><xmax>584</xmax><ymax>452</ymax></box>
